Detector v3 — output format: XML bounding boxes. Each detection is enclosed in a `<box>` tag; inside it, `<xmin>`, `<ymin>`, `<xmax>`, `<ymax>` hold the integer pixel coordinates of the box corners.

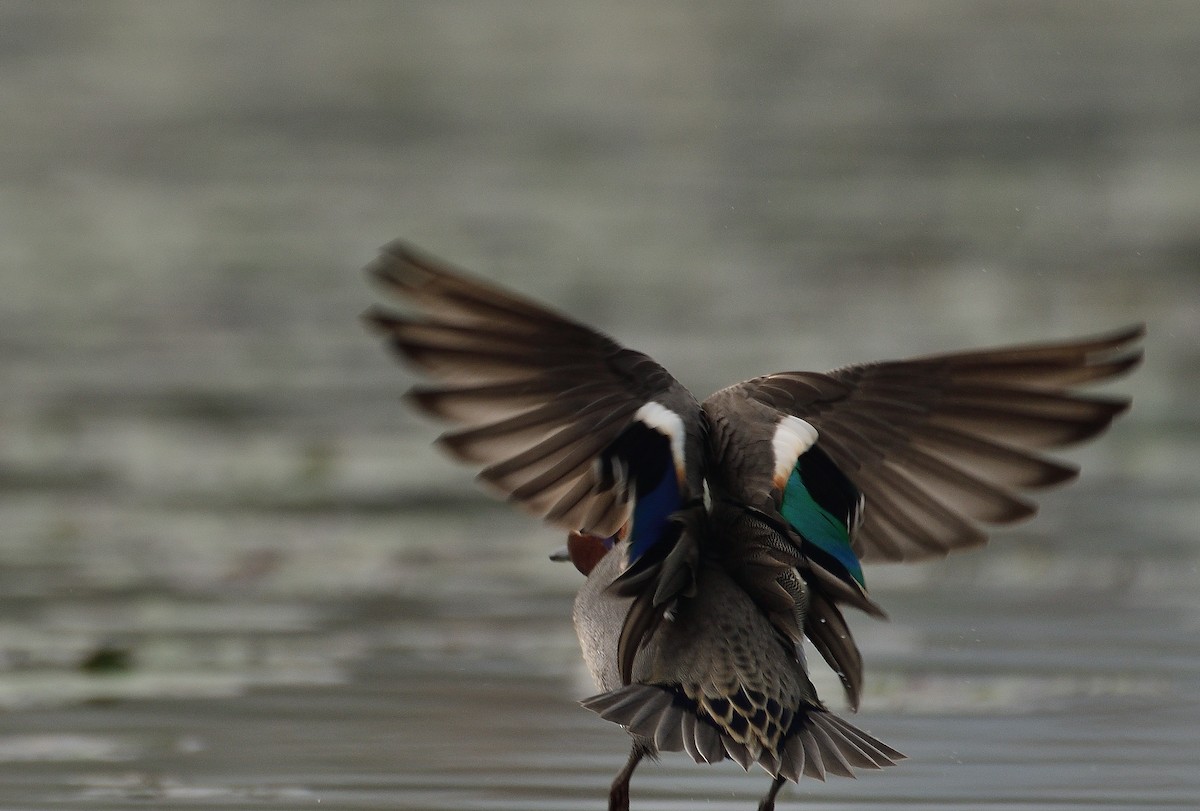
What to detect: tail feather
<box><xmin>798</xmin><ymin>729</ymin><xmax>827</xmax><ymax>779</ymax></box>
<box><xmin>804</xmin><ymin>717</ymin><xmax>857</xmax><ymax>778</ymax></box>
<box><xmin>580</xmin><ymin>684</ymin><xmax>905</xmax><ymax>781</ymax></box>
<box><xmin>679</xmin><ymin>711</ymin><xmax>703</xmax><ymax>762</ymax></box>
<box><xmin>815</xmin><ymin>711</ymin><xmax>906</xmax><ymax>767</ymax></box>
<box><xmin>652</xmin><ymin>705</ymin><xmax>685</xmax><ymax>751</ymax></box>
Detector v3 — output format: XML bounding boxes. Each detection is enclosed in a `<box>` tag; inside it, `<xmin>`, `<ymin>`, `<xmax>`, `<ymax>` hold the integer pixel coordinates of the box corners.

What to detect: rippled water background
<box><xmin>2</xmin><ymin>2</ymin><xmax>1198</xmax><ymax>809</ymax></box>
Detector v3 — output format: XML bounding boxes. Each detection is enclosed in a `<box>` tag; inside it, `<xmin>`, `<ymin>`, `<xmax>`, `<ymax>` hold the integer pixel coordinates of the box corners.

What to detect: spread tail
<box><xmin>581</xmin><ymin>683</ymin><xmax>904</xmax><ymax>781</ymax></box>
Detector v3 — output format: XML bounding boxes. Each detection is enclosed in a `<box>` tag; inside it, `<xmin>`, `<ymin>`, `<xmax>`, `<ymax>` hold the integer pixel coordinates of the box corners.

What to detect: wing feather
<box><xmin>365</xmin><ymin>241</ymin><xmax>702</xmax><ymax>537</ymax></box>
<box><xmin>727</xmin><ymin>325</ymin><xmax>1142</xmax><ymax>564</ymax></box>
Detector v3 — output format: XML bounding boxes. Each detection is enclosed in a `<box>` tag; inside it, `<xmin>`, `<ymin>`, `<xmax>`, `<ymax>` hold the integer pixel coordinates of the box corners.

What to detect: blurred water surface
<box><xmin>1</xmin><ymin>2</ymin><xmax>1198</xmax><ymax>809</ymax></box>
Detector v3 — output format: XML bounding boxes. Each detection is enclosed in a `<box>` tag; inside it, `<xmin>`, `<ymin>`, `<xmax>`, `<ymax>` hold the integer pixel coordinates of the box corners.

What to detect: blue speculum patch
<box><xmin>780</xmin><ymin>451</ymin><xmax>865</xmax><ymax>587</ymax></box>
<box><xmin>627</xmin><ymin>464</ymin><xmax>680</xmax><ymax>562</ymax></box>
<box><xmin>599</xmin><ymin>420</ymin><xmax>682</xmax><ymax>566</ymax></box>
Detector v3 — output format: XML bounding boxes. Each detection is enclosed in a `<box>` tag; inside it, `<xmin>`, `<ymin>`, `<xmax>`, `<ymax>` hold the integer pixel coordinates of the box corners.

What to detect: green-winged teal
<box><xmin>365</xmin><ymin>242</ymin><xmax>1141</xmax><ymax>811</ymax></box>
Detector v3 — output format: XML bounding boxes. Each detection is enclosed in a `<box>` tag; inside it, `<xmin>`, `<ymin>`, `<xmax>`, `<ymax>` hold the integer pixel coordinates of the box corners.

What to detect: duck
<box><xmin>364</xmin><ymin>241</ymin><xmax>1141</xmax><ymax>811</ymax></box>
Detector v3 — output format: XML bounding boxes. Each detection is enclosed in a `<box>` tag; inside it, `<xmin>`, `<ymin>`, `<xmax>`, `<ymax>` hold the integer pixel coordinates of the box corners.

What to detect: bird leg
<box><xmin>757</xmin><ymin>774</ymin><xmax>787</xmax><ymax>811</ymax></box>
<box><xmin>608</xmin><ymin>741</ymin><xmax>649</xmax><ymax>811</ymax></box>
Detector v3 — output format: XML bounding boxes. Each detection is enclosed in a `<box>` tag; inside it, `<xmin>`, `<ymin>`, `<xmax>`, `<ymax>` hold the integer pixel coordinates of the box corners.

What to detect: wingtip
<box><xmin>360</xmin><ymin>305</ymin><xmax>395</xmax><ymax>333</ymax></box>
<box><xmin>365</xmin><ymin>239</ymin><xmax>448</xmax><ymax>293</ymax></box>
<box><xmin>1080</xmin><ymin>322</ymin><xmax>1146</xmax><ymax>349</ymax></box>
<box><xmin>1107</xmin><ymin>348</ymin><xmax>1145</xmax><ymax>383</ymax></box>
<box><xmin>378</xmin><ymin>237</ymin><xmax>412</xmax><ymax>255</ymax></box>
<box><xmin>404</xmin><ymin>386</ymin><xmax>447</xmax><ymax>417</ymax></box>
<box><xmin>1119</xmin><ymin>322</ymin><xmax>1147</xmax><ymax>342</ymax></box>
<box><xmin>364</xmin><ymin>240</ymin><xmax>411</xmax><ymax>287</ymax></box>
<box><xmin>1085</xmin><ymin>323</ymin><xmax>1145</xmax><ymax>383</ymax></box>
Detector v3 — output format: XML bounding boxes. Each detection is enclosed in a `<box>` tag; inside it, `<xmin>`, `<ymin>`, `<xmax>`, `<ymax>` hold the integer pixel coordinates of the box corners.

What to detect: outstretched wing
<box><xmin>364</xmin><ymin>241</ymin><xmax>703</xmax><ymax>563</ymax></box>
<box><xmin>704</xmin><ymin>325</ymin><xmax>1142</xmax><ymax>706</ymax></box>
<box><xmin>731</xmin><ymin>325</ymin><xmax>1143</xmax><ymax>565</ymax></box>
